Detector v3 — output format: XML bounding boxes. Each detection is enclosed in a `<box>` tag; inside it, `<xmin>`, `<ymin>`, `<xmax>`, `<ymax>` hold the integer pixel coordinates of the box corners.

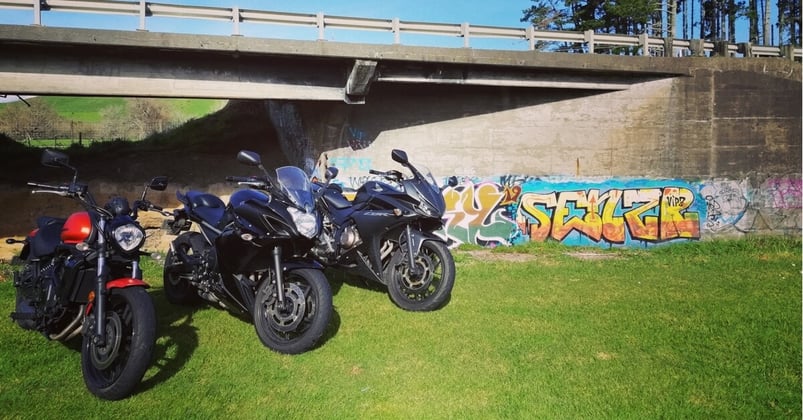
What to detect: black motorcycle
<box><xmin>163</xmin><ymin>150</ymin><xmax>332</xmax><ymax>355</ymax></box>
<box><xmin>7</xmin><ymin>149</ymin><xmax>165</xmax><ymax>400</ymax></box>
<box><xmin>311</xmin><ymin>149</ymin><xmax>457</xmax><ymax>312</ymax></box>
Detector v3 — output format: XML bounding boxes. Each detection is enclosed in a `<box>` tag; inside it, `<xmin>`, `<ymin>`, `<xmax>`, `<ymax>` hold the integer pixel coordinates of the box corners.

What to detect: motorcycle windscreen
<box><xmin>275</xmin><ymin>166</ymin><xmax>314</xmax><ymax>212</ymax></box>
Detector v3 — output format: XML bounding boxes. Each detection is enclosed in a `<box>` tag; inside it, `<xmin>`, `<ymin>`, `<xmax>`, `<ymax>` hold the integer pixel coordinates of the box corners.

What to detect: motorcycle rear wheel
<box><xmin>253</xmin><ymin>268</ymin><xmax>333</xmax><ymax>355</ymax></box>
<box><xmin>81</xmin><ymin>286</ymin><xmax>156</xmax><ymax>400</ymax></box>
<box><xmin>387</xmin><ymin>240</ymin><xmax>455</xmax><ymax>312</ymax></box>
<box><xmin>163</xmin><ymin>232</ymin><xmax>204</xmax><ymax>305</ymax></box>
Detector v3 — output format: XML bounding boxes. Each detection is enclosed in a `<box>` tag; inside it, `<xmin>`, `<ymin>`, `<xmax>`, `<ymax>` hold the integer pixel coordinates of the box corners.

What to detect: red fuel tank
<box><xmin>61</xmin><ymin>211</ymin><xmax>93</xmax><ymax>244</ymax></box>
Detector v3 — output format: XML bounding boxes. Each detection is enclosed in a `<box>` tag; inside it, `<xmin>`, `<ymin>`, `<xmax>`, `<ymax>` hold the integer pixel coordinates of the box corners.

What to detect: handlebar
<box><xmin>226</xmin><ymin>175</ymin><xmax>270</xmax><ymax>190</ymax></box>
<box><xmin>27</xmin><ymin>182</ymin><xmax>68</xmax><ymax>191</ymax></box>
<box><xmin>368</xmin><ymin>169</ymin><xmax>403</xmax><ymax>182</ymax></box>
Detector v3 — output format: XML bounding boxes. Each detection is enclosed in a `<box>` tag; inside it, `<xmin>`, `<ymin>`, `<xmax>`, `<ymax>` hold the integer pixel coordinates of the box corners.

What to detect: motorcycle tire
<box><xmin>387</xmin><ymin>240</ymin><xmax>455</xmax><ymax>312</ymax></box>
<box><xmin>253</xmin><ymin>268</ymin><xmax>333</xmax><ymax>355</ymax></box>
<box><xmin>163</xmin><ymin>232</ymin><xmax>204</xmax><ymax>305</ymax></box>
<box><xmin>81</xmin><ymin>286</ymin><xmax>156</xmax><ymax>400</ymax></box>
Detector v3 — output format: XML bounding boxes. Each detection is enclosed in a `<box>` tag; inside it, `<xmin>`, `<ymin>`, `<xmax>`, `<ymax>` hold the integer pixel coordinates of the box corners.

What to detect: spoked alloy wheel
<box><xmin>387</xmin><ymin>240</ymin><xmax>455</xmax><ymax>312</ymax></box>
<box><xmin>81</xmin><ymin>287</ymin><xmax>156</xmax><ymax>400</ymax></box>
<box><xmin>253</xmin><ymin>268</ymin><xmax>332</xmax><ymax>355</ymax></box>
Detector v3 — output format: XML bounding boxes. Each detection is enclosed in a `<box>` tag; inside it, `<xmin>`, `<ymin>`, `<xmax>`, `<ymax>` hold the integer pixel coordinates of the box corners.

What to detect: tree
<box><xmin>0</xmin><ymin>100</ymin><xmax>62</xmax><ymax>144</ymax></box>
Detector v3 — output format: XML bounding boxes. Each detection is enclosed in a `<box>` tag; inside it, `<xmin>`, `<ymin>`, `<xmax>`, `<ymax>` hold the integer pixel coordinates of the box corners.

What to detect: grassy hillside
<box><xmin>27</xmin><ymin>96</ymin><xmax>228</xmax><ymax>123</ymax></box>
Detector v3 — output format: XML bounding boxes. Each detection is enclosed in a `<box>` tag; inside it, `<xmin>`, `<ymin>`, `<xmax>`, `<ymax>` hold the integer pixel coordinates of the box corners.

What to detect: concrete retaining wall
<box><xmin>272</xmin><ymin>57</ymin><xmax>801</xmax><ymax>247</ymax></box>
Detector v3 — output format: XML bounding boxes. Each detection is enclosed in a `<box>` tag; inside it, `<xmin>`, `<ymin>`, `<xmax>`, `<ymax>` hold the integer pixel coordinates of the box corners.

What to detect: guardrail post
<box><xmin>780</xmin><ymin>44</ymin><xmax>795</xmax><ymax>61</ymax></box>
<box><xmin>392</xmin><ymin>18</ymin><xmax>400</xmax><ymax>44</ymax></box>
<box><xmin>138</xmin><ymin>0</ymin><xmax>146</xmax><ymax>31</ymax></box>
<box><xmin>316</xmin><ymin>12</ymin><xmax>325</xmax><ymax>40</ymax></box>
<box><xmin>713</xmin><ymin>40</ymin><xmax>730</xmax><ymax>57</ymax></box>
<box><xmin>461</xmin><ymin>22</ymin><xmax>470</xmax><ymax>48</ymax></box>
<box><xmin>689</xmin><ymin>39</ymin><xmax>705</xmax><ymax>56</ymax></box>
<box><xmin>232</xmin><ymin>7</ymin><xmax>240</xmax><ymax>36</ymax></box>
<box><xmin>639</xmin><ymin>33</ymin><xmax>648</xmax><ymax>55</ymax></box>
<box><xmin>664</xmin><ymin>37</ymin><xmax>674</xmax><ymax>56</ymax></box>
<box><xmin>584</xmin><ymin>30</ymin><xmax>595</xmax><ymax>53</ymax></box>
<box><xmin>526</xmin><ymin>26</ymin><xmax>534</xmax><ymax>51</ymax></box>
<box><xmin>33</xmin><ymin>0</ymin><xmax>41</xmax><ymax>26</ymax></box>
<box><xmin>737</xmin><ymin>42</ymin><xmax>753</xmax><ymax>57</ymax></box>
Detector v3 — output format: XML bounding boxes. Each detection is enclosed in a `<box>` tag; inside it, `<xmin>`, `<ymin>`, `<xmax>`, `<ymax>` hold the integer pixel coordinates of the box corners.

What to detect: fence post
<box><xmin>316</xmin><ymin>12</ymin><xmax>325</xmax><ymax>40</ymax></box>
<box><xmin>461</xmin><ymin>22</ymin><xmax>470</xmax><ymax>48</ymax></box>
<box><xmin>584</xmin><ymin>30</ymin><xmax>595</xmax><ymax>53</ymax></box>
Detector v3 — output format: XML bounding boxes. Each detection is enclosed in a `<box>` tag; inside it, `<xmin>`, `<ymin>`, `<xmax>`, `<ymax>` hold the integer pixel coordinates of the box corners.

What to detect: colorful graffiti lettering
<box><xmin>444</xmin><ymin>178</ymin><xmax>703</xmax><ymax>247</ymax></box>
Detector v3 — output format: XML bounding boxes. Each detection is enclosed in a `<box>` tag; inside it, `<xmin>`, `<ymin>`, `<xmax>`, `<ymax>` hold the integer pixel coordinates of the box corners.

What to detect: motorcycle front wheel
<box><xmin>387</xmin><ymin>240</ymin><xmax>455</xmax><ymax>312</ymax></box>
<box><xmin>81</xmin><ymin>286</ymin><xmax>156</xmax><ymax>400</ymax></box>
<box><xmin>253</xmin><ymin>268</ymin><xmax>332</xmax><ymax>355</ymax></box>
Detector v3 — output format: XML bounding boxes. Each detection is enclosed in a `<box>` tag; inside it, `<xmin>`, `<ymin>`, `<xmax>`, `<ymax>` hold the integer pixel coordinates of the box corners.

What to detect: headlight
<box><xmin>287</xmin><ymin>207</ymin><xmax>319</xmax><ymax>239</ymax></box>
<box><xmin>113</xmin><ymin>223</ymin><xmax>145</xmax><ymax>252</ymax></box>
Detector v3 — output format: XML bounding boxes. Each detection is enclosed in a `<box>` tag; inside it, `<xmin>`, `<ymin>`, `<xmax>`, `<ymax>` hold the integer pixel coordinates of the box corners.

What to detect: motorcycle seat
<box><xmin>185</xmin><ymin>191</ymin><xmax>227</xmax><ymax>226</ymax></box>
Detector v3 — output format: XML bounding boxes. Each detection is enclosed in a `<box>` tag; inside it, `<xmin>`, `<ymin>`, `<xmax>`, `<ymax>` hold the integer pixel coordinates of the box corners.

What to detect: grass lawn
<box><xmin>0</xmin><ymin>237</ymin><xmax>799</xmax><ymax>418</ymax></box>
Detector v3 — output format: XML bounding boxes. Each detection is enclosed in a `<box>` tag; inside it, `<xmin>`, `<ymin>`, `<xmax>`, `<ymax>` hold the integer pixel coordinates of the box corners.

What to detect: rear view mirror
<box><xmin>325</xmin><ymin>167</ymin><xmax>339</xmax><ymax>181</ymax></box>
<box><xmin>237</xmin><ymin>150</ymin><xmax>262</xmax><ymax>166</ymax></box>
<box><xmin>391</xmin><ymin>149</ymin><xmax>408</xmax><ymax>165</ymax></box>
<box><xmin>148</xmin><ymin>176</ymin><xmax>169</xmax><ymax>191</ymax></box>
<box><xmin>41</xmin><ymin>149</ymin><xmax>70</xmax><ymax>168</ymax></box>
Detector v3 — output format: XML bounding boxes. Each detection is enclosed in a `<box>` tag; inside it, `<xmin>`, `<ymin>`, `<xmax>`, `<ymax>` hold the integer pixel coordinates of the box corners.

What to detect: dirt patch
<box><xmin>461</xmin><ymin>250</ymin><xmax>537</xmax><ymax>263</ymax></box>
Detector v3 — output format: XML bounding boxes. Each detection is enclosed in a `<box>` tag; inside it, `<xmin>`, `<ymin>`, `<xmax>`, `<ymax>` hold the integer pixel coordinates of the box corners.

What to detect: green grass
<box><xmin>0</xmin><ymin>237</ymin><xmax>799</xmax><ymax>418</ymax></box>
<box><xmin>1</xmin><ymin>96</ymin><xmax>226</xmax><ymax>123</ymax></box>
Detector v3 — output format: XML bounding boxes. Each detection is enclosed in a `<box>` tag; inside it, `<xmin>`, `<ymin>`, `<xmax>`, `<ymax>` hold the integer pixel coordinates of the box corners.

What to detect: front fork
<box><xmin>92</xmin><ymin>218</ymin><xmax>108</xmax><ymax>346</ymax></box>
<box><xmin>272</xmin><ymin>246</ymin><xmax>286</xmax><ymax>310</ymax></box>
<box><xmin>405</xmin><ymin>225</ymin><xmax>423</xmax><ymax>278</ymax></box>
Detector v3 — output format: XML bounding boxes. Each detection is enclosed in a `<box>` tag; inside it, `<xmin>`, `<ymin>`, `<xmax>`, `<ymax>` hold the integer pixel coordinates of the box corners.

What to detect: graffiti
<box><xmin>317</xmin><ymin>161</ymin><xmax>800</xmax><ymax>247</ymax></box>
<box><xmin>444</xmin><ymin>178</ymin><xmax>703</xmax><ymax>247</ymax></box>
<box><xmin>345</xmin><ymin>125</ymin><xmax>371</xmax><ymax>150</ymax></box>
<box><xmin>698</xmin><ymin>176</ymin><xmax>801</xmax><ymax>234</ymax></box>
<box><xmin>698</xmin><ymin>181</ymin><xmax>748</xmax><ymax>232</ymax></box>
<box><xmin>328</xmin><ymin>156</ymin><xmax>373</xmax><ymax>172</ymax></box>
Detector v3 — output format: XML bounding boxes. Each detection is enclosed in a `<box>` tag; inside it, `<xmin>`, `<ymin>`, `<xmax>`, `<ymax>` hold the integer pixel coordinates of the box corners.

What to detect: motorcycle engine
<box><xmin>339</xmin><ymin>225</ymin><xmax>362</xmax><ymax>249</ymax></box>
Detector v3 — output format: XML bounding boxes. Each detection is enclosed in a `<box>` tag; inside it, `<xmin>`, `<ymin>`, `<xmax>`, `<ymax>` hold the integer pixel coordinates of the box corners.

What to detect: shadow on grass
<box><xmin>138</xmin><ymin>288</ymin><xmax>199</xmax><ymax>394</ymax></box>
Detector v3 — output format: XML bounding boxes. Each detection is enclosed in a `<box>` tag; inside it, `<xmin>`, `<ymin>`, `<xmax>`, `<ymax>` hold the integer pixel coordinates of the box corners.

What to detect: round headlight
<box><xmin>113</xmin><ymin>223</ymin><xmax>145</xmax><ymax>252</ymax></box>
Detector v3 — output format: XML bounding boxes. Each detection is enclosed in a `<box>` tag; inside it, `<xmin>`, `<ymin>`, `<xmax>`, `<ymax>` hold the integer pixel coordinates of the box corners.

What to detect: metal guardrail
<box><xmin>0</xmin><ymin>0</ymin><xmax>800</xmax><ymax>59</ymax></box>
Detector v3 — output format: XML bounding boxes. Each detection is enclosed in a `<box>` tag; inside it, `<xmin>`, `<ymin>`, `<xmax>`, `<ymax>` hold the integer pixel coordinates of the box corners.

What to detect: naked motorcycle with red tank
<box><xmin>162</xmin><ymin>150</ymin><xmax>332</xmax><ymax>355</ymax></box>
<box><xmin>311</xmin><ymin>149</ymin><xmax>457</xmax><ymax>311</ymax></box>
<box><xmin>6</xmin><ymin>149</ymin><xmax>164</xmax><ymax>400</ymax></box>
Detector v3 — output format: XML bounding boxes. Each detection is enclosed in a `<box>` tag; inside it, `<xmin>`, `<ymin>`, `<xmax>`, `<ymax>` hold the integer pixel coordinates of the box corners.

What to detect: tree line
<box><xmin>0</xmin><ymin>98</ymin><xmax>177</xmax><ymax>145</ymax></box>
<box><xmin>521</xmin><ymin>0</ymin><xmax>800</xmax><ymax>50</ymax></box>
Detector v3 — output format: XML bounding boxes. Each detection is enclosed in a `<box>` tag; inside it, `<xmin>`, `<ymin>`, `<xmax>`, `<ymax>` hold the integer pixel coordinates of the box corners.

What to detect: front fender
<box><xmin>85</xmin><ymin>278</ymin><xmax>150</xmax><ymax>314</ymax></box>
<box><xmin>282</xmin><ymin>257</ymin><xmax>324</xmax><ymax>272</ymax></box>
<box><xmin>107</xmin><ymin>277</ymin><xmax>151</xmax><ymax>289</ymax></box>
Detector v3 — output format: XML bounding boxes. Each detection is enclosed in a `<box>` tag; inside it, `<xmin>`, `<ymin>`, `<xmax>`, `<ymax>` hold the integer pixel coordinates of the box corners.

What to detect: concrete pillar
<box><xmin>689</xmin><ymin>39</ymin><xmax>706</xmax><ymax>56</ymax></box>
<box><xmin>663</xmin><ymin>37</ymin><xmax>674</xmax><ymax>57</ymax></box>
<box><xmin>713</xmin><ymin>41</ymin><xmax>730</xmax><ymax>57</ymax></box>
<box><xmin>738</xmin><ymin>42</ymin><xmax>753</xmax><ymax>57</ymax></box>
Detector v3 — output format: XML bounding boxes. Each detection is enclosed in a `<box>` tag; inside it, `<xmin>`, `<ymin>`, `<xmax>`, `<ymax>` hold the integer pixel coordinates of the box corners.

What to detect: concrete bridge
<box><xmin>0</xmin><ymin>24</ymin><xmax>800</xmax><ymax>247</ymax></box>
<box><xmin>0</xmin><ymin>24</ymin><xmax>693</xmax><ymax>104</ymax></box>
